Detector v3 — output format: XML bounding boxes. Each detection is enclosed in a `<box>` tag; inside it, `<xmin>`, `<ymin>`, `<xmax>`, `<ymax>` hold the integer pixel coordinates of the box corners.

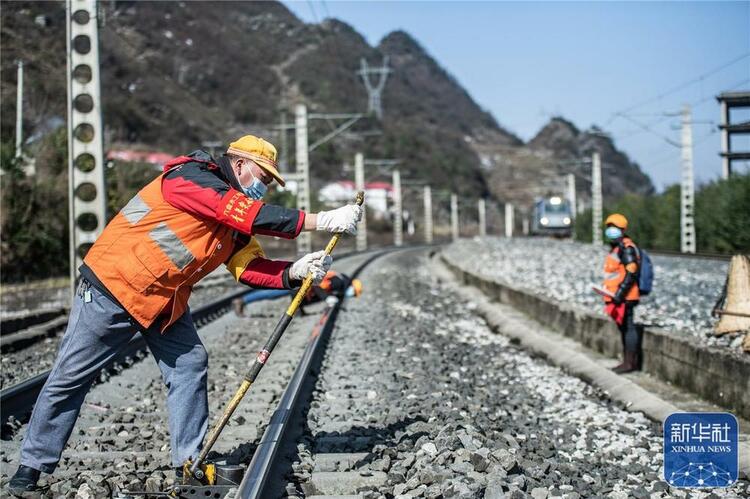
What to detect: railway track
<box><xmin>0</xmin><ymin>274</ymin><xmax>248</xmax><ymax>391</ymax></box>
<box><xmin>646</xmin><ymin>248</ymin><xmax>733</xmax><ymax>262</ymax></box>
<box><xmin>3</xmin><ymin>245</ymin><xmax>748</xmax><ymax>498</ymax></box>
<box><xmin>0</xmin><ymin>248</ymin><xmax>400</xmax><ymax>498</ymax></box>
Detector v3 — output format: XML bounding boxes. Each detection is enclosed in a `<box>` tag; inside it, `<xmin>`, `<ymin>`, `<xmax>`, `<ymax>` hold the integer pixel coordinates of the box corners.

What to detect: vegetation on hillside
<box><xmin>575</xmin><ymin>174</ymin><xmax>750</xmax><ymax>253</ymax></box>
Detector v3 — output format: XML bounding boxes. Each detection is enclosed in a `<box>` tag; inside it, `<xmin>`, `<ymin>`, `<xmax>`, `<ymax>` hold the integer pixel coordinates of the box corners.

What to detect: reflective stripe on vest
<box><xmin>149</xmin><ymin>222</ymin><xmax>195</xmax><ymax>271</ymax></box>
<box><xmin>123</xmin><ymin>195</ymin><xmax>196</xmax><ymax>271</ymax></box>
<box><xmin>121</xmin><ymin>194</ymin><xmax>151</xmax><ymax>225</ymax></box>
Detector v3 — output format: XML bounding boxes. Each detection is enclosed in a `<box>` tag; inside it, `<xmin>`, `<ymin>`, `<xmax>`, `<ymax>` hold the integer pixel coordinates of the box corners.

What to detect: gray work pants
<box><xmin>19</xmin><ymin>280</ymin><xmax>208</xmax><ymax>473</ymax></box>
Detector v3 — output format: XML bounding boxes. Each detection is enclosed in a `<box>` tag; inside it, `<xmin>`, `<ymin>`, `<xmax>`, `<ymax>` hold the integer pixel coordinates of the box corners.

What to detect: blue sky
<box><xmin>283</xmin><ymin>1</ymin><xmax>750</xmax><ymax>191</ymax></box>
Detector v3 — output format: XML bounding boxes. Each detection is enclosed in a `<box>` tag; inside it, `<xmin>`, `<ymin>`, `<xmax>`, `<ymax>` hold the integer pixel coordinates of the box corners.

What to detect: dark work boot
<box><xmin>612</xmin><ymin>351</ymin><xmax>638</xmax><ymax>374</ymax></box>
<box><xmin>611</xmin><ymin>352</ymin><xmax>627</xmax><ymax>373</ymax></box>
<box><xmin>7</xmin><ymin>465</ymin><xmax>41</xmax><ymax>496</ymax></box>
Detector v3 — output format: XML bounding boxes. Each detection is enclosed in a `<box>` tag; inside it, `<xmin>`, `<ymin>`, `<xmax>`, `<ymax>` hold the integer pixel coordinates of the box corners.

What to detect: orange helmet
<box><xmin>604</xmin><ymin>213</ymin><xmax>628</xmax><ymax>230</ymax></box>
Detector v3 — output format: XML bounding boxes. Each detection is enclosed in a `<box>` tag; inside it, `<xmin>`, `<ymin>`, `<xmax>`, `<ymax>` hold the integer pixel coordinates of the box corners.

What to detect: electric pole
<box><xmin>423</xmin><ymin>185</ymin><xmax>433</xmax><ymax>244</ymax></box>
<box><xmin>505</xmin><ymin>203</ymin><xmax>514</xmax><ymax>238</ymax></box>
<box><xmin>67</xmin><ymin>0</ymin><xmax>107</xmax><ymax>296</ymax></box>
<box><xmin>451</xmin><ymin>194</ymin><xmax>459</xmax><ymax>241</ymax></box>
<box><xmin>681</xmin><ymin>105</ymin><xmax>696</xmax><ymax>254</ymax></box>
<box><xmin>295</xmin><ymin>104</ymin><xmax>312</xmax><ymax>254</ymax></box>
<box><xmin>358</xmin><ymin>57</ymin><xmax>391</xmax><ymax>119</ymax></box>
<box><xmin>354</xmin><ymin>153</ymin><xmax>367</xmax><ymax>251</ymax></box>
<box><xmin>15</xmin><ymin>60</ymin><xmax>23</xmax><ymax>159</ymax></box>
<box><xmin>567</xmin><ymin>173</ymin><xmax>576</xmax><ymax>220</ymax></box>
<box><xmin>392</xmin><ymin>169</ymin><xmax>403</xmax><ymax>246</ymax></box>
<box><xmin>478</xmin><ymin>198</ymin><xmax>486</xmax><ymax>237</ymax></box>
<box><xmin>279</xmin><ymin>109</ymin><xmax>288</xmax><ymax>172</ymax></box>
<box><xmin>591</xmin><ymin>152</ymin><xmax>602</xmax><ymax>246</ymax></box>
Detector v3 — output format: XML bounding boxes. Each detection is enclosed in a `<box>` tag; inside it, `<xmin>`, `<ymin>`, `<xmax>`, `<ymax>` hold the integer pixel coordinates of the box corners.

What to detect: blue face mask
<box><xmin>242</xmin><ymin>177</ymin><xmax>267</xmax><ymax>200</ymax></box>
<box><xmin>605</xmin><ymin>226</ymin><xmax>623</xmax><ymax>241</ymax></box>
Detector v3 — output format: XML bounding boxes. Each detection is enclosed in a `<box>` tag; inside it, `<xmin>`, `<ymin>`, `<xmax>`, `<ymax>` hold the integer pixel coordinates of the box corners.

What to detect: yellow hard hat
<box><xmin>605</xmin><ymin>213</ymin><xmax>628</xmax><ymax>230</ymax></box>
<box><xmin>351</xmin><ymin>278</ymin><xmax>363</xmax><ymax>297</ymax></box>
<box><xmin>227</xmin><ymin>135</ymin><xmax>285</xmax><ymax>186</ymax></box>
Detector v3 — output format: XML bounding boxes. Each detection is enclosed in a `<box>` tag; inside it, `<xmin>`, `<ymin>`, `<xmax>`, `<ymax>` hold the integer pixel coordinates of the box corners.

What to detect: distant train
<box><xmin>531</xmin><ymin>196</ymin><xmax>573</xmax><ymax>237</ymax></box>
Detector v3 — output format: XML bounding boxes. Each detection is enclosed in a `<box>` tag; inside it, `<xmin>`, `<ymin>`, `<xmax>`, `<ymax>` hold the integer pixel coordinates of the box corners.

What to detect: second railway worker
<box><xmin>7</xmin><ymin>135</ymin><xmax>362</xmax><ymax>495</ymax></box>
<box><xmin>601</xmin><ymin>213</ymin><xmax>642</xmax><ymax>374</ymax></box>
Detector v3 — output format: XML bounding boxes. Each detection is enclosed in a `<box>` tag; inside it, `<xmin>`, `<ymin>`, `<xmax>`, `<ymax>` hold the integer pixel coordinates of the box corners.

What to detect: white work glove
<box><xmin>316</xmin><ymin>205</ymin><xmax>363</xmax><ymax>234</ymax></box>
<box><xmin>289</xmin><ymin>250</ymin><xmax>332</xmax><ymax>284</ymax></box>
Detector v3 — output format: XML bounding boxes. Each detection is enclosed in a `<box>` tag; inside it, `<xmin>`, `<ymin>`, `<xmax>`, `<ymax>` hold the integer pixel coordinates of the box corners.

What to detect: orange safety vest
<box><xmin>602</xmin><ymin>237</ymin><xmax>640</xmax><ymax>302</ymax></box>
<box><xmin>84</xmin><ymin>171</ymin><xmax>252</xmax><ymax>332</ymax></box>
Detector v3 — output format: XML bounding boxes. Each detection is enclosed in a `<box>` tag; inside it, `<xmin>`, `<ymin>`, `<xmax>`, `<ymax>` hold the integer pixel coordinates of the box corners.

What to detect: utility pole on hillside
<box><xmin>358</xmin><ymin>57</ymin><xmax>391</xmax><ymax>119</ymax></box>
<box><xmin>681</xmin><ymin>105</ymin><xmax>696</xmax><ymax>254</ymax></box>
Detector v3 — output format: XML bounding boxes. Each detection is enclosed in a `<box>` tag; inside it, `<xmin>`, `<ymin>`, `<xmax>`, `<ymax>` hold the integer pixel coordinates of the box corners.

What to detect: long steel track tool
<box><xmin>181</xmin><ymin>191</ymin><xmax>365</xmax><ymax>489</ymax></box>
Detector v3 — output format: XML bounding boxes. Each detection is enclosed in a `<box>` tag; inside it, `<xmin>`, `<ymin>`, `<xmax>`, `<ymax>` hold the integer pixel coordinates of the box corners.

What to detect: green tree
<box><xmin>1</xmin><ymin>128</ymin><xmax>70</xmax><ymax>282</ymax></box>
<box><xmin>575</xmin><ymin>175</ymin><xmax>750</xmax><ymax>253</ymax></box>
<box><xmin>695</xmin><ymin>174</ymin><xmax>750</xmax><ymax>252</ymax></box>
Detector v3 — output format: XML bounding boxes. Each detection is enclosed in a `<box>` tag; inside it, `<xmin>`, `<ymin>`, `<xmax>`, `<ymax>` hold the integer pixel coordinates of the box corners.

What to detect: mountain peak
<box><xmin>528</xmin><ymin>117</ymin><xmax>581</xmax><ymax>154</ymax></box>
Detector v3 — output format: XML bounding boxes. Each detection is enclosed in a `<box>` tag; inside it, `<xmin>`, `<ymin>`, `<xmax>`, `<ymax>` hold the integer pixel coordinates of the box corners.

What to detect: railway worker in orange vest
<box><xmin>7</xmin><ymin>135</ymin><xmax>362</xmax><ymax>495</ymax></box>
<box><xmin>300</xmin><ymin>270</ymin><xmax>363</xmax><ymax>311</ymax></box>
<box><xmin>601</xmin><ymin>213</ymin><xmax>641</xmax><ymax>374</ymax></box>
<box><xmin>232</xmin><ymin>271</ymin><xmax>363</xmax><ymax>317</ymax></box>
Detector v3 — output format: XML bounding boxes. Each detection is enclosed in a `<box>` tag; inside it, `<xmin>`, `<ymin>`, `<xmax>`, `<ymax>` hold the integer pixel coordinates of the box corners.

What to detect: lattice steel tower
<box><xmin>357</xmin><ymin>57</ymin><xmax>391</xmax><ymax>119</ymax></box>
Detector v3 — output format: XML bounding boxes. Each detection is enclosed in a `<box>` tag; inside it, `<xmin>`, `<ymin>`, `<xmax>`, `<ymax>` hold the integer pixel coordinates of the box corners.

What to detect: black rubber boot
<box><xmin>7</xmin><ymin>465</ymin><xmax>41</xmax><ymax>496</ymax></box>
<box><xmin>612</xmin><ymin>351</ymin><xmax>638</xmax><ymax>374</ymax></box>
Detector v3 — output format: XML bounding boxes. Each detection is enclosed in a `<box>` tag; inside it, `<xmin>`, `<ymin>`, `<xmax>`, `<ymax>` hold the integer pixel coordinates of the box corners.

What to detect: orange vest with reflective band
<box><xmin>84</xmin><ymin>173</ymin><xmax>238</xmax><ymax>332</ymax></box>
<box><xmin>602</xmin><ymin>237</ymin><xmax>640</xmax><ymax>302</ymax></box>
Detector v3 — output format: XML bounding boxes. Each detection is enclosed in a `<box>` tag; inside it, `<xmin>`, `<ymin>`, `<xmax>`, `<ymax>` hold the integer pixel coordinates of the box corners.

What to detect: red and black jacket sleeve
<box><xmin>240</xmin><ymin>258</ymin><xmax>301</xmax><ymax>289</ymax></box>
<box><xmin>225</xmin><ymin>233</ymin><xmax>302</xmax><ymax>290</ymax></box>
<box><xmin>161</xmin><ymin>162</ymin><xmax>305</xmax><ymax>238</ymax></box>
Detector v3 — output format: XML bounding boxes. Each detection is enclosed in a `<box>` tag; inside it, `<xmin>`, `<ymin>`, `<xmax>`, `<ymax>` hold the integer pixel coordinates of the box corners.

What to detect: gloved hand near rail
<box><xmin>316</xmin><ymin>205</ymin><xmax>363</xmax><ymax>234</ymax></box>
<box><xmin>289</xmin><ymin>250</ymin><xmax>333</xmax><ymax>284</ymax></box>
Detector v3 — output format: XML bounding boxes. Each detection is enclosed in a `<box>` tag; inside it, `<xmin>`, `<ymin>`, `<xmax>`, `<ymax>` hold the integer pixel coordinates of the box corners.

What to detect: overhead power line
<box><xmin>607</xmin><ymin>52</ymin><xmax>750</xmax><ymax>125</ymax></box>
<box><xmin>611</xmin><ymin>78</ymin><xmax>750</xmax><ymax>142</ymax></box>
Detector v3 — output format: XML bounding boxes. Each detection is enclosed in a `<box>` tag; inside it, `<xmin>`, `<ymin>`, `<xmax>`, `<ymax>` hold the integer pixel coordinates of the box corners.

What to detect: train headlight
<box><xmin>563</xmin><ymin>217</ymin><xmax>571</xmax><ymax>225</ymax></box>
<box><xmin>540</xmin><ymin>217</ymin><xmax>549</xmax><ymax>226</ymax></box>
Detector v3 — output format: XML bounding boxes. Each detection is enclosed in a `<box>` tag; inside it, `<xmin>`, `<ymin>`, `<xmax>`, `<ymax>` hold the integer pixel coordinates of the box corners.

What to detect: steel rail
<box><xmin>0</xmin><ymin>287</ymin><xmax>249</xmax><ymax>428</ymax></box>
<box><xmin>237</xmin><ymin>246</ymin><xmax>412</xmax><ymax>498</ymax></box>
<box><xmin>0</xmin><ymin>247</ymin><xmax>392</xmax><ymax>430</ymax></box>
<box><xmin>646</xmin><ymin>248</ymin><xmax>734</xmax><ymax>262</ymax></box>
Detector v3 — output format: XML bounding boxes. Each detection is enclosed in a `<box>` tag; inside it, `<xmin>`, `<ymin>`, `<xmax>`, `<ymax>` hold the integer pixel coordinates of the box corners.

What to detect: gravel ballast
<box><xmin>285</xmin><ymin>248</ymin><xmax>748</xmax><ymax>498</ymax></box>
<box><xmin>0</xmin><ymin>275</ymin><xmax>241</xmax><ymax>389</ymax></box>
<box><xmin>442</xmin><ymin>238</ymin><xmax>742</xmax><ymax>352</ymax></box>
